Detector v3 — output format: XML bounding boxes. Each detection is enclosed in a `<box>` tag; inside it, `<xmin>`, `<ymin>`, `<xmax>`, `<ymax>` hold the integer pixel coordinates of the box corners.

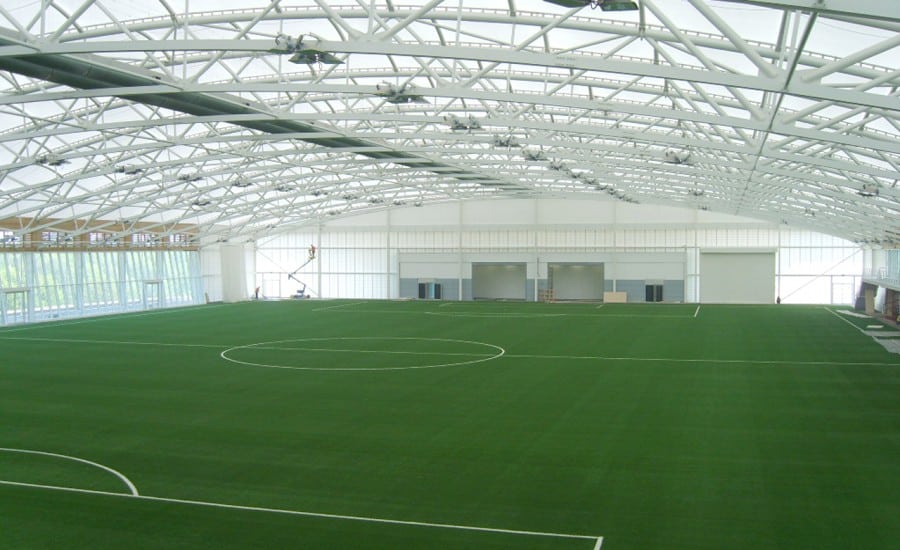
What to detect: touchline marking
<box><xmin>324</xmin><ymin>309</ymin><xmax>695</xmax><ymax>319</ymax></box>
<box><xmin>0</xmin><ymin>448</ymin><xmax>138</xmax><ymax>496</ymax></box>
<box><xmin>502</xmin><ymin>353</ymin><xmax>898</xmax><ymax>367</ymax></box>
<box><xmin>0</xmin><ymin>335</ymin><xmax>226</xmax><ymax>349</ymax></box>
<box><xmin>2</xmin><ymin>335</ymin><xmax>893</xmax><ymax>367</ymax></box>
<box><xmin>0</xmin><ymin>304</ymin><xmax>227</xmax><ymax>334</ymax></box>
<box><xmin>594</xmin><ymin>536</ymin><xmax>604</xmax><ymax>550</ymax></box>
<box><xmin>312</xmin><ymin>301</ymin><xmax>366</xmax><ymax>311</ymax></box>
<box><xmin>824</xmin><ymin>307</ymin><xmax>867</xmax><ymax>333</ymax></box>
<box><xmin>0</xmin><ymin>480</ymin><xmax>601</xmax><ymax>544</ymax></box>
<box><xmin>694</xmin><ymin>305</ymin><xmax>701</xmax><ymax>318</ymax></box>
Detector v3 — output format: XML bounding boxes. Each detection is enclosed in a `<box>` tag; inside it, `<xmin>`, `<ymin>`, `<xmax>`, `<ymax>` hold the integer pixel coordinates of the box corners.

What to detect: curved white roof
<box><xmin>0</xmin><ymin>1</ymin><xmax>897</xmax><ymax>245</ymax></box>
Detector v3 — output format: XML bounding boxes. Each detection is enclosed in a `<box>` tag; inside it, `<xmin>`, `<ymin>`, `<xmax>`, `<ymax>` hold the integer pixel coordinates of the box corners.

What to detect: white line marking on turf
<box><xmin>239</xmin><ymin>345</ymin><xmax>494</xmax><ymax>358</ymax></box>
<box><xmin>312</xmin><ymin>301</ymin><xmax>366</xmax><ymax>311</ymax></box>
<box><xmin>594</xmin><ymin>536</ymin><xmax>604</xmax><ymax>549</ymax></box>
<box><xmin>0</xmin><ymin>305</ymin><xmax>227</xmax><ymax>334</ymax></box>
<box><xmin>0</xmin><ymin>480</ymin><xmax>600</xmax><ymax>544</ymax></box>
<box><xmin>323</xmin><ymin>309</ymin><xmax>695</xmax><ymax>319</ymax></box>
<box><xmin>502</xmin><ymin>353</ymin><xmax>897</xmax><ymax>366</ymax></box>
<box><xmin>2</xmin><ymin>335</ymin><xmax>895</xmax><ymax>367</ymax></box>
<box><xmin>425</xmin><ymin>311</ymin><xmax>566</xmax><ymax>318</ymax></box>
<box><xmin>595</xmin><ymin>304</ymin><xmax>604</xmax><ymax>309</ymax></box>
<box><xmin>220</xmin><ymin>337</ymin><xmax>506</xmax><ymax>371</ymax></box>
<box><xmin>694</xmin><ymin>305</ymin><xmax>701</xmax><ymax>318</ymax></box>
<box><xmin>824</xmin><ymin>307</ymin><xmax>867</xmax><ymax>333</ymax></box>
<box><xmin>0</xmin><ymin>336</ymin><xmax>225</xmax><ymax>349</ymax></box>
<box><xmin>0</xmin><ymin>448</ymin><xmax>138</xmax><ymax>496</ymax></box>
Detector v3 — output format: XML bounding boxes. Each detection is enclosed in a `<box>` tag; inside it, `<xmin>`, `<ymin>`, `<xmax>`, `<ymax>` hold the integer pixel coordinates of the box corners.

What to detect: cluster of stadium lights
<box><xmin>544</xmin><ymin>0</ymin><xmax>639</xmax><ymax>11</ymax></box>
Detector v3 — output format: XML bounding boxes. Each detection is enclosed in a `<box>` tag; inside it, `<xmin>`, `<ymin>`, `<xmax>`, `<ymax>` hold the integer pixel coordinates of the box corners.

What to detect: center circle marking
<box><xmin>220</xmin><ymin>336</ymin><xmax>505</xmax><ymax>371</ymax></box>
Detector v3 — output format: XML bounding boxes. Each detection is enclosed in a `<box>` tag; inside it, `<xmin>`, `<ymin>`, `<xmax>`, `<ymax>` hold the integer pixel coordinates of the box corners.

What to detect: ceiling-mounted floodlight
<box><xmin>858</xmin><ymin>183</ymin><xmax>879</xmax><ymax>197</ymax></box>
<box><xmin>35</xmin><ymin>154</ymin><xmax>68</xmax><ymax>167</ymax></box>
<box><xmin>274</xmin><ymin>33</ymin><xmax>343</xmax><ymax>65</ymax></box>
<box><xmin>375</xmin><ymin>82</ymin><xmax>428</xmax><ymax>104</ymax></box>
<box><xmin>493</xmin><ymin>135</ymin><xmax>521</xmax><ymax>148</ymax></box>
<box><xmin>544</xmin><ymin>0</ymin><xmax>638</xmax><ymax>11</ymax></box>
<box><xmin>115</xmin><ymin>166</ymin><xmax>144</xmax><ymax>175</ymax></box>
<box><xmin>663</xmin><ymin>148</ymin><xmax>691</xmax><ymax>165</ymax></box>
<box><xmin>522</xmin><ymin>148</ymin><xmax>547</xmax><ymax>161</ymax></box>
<box><xmin>191</xmin><ymin>199</ymin><xmax>211</xmax><ymax>208</ymax></box>
<box><xmin>231</xmin><ymin>178</ymin><xmax>252</xmax><ymax>188</ymax></box>
<box><xmin>177</xmin><ymin>173</ymin><xmax>202</xmax><ymax>182</ymax></box>
<box><xmin>289</xmin><ymin>49</ymin><xmax>342</xmax><ymax>65</ymax></box>
<box><xmin>444</xmin><ymin>115</ymin><xmax>481</xmax><ymax>131</ymax></box>
<box><xmin>548</xmin><ymin>159</ymin><xmax>567</xmax><ymax>171</ymax></box>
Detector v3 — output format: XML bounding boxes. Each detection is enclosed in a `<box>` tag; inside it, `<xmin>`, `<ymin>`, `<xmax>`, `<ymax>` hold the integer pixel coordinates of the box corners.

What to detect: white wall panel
<box><xmin>537</xmin><ymin>199</ymin><xmax>615</xmax><ymax>224</ymax></box>
<box><xmin>611</xmin><ymin>260</ymin><xmax>684</xmax><ymax>280</ymax></box>
<box><xmin>551</xmin><ymin>264</ymin><xmax>605</xmax><ymax>300</ymax></box>
<box><xmin>328</xmin><ymin>210</ymin><xmax>389</xmax><ymax>227</ymax></box>
<box><xmin>252</xmin><ymin>199</ymin><xmax>861</xmax><ymax>304</ymax></box>
<box><xmin>700</xmin><ymin>252</ymin><xmax>775</xmax><ymax>303</ymax></box>
<box><xmin>462</xmin><ymin>199</ymin><xmax>534</xmax><ymax>225</ymax></box>
<box><xmin>472</xmin><ymin>263</ymin><xmax>526</xmax><ymax>299</ymax></box>
<box><xmin>220</xmin><ymin>244</ymin><xmax>249</xmax><ymax>303</ymax></box>
<box><xmin>390</xmin><ymin>202</ymin><xmax>459</xmax><ymax>226</ymax></box>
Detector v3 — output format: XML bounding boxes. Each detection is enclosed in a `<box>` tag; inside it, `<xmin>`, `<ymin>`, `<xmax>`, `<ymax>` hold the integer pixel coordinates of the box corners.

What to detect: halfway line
<box><xmin>312</xmin><ymin>301</ymin><xmax>366</xmax><ymax>311</ymax></box>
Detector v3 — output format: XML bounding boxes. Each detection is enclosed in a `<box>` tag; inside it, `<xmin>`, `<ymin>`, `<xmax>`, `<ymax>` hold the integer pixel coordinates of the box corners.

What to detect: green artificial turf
<box><xmin>1</xmin><ymin>300</ymin><xmax>898</xmax><ymax>549</ymax></box>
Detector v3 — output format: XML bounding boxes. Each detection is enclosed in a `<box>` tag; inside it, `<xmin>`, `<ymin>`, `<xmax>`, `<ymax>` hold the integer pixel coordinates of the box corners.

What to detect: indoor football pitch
<box><xmin>1</xmin><ymin>300</ymin><xmax>898</xmax><ymax>549</ymax></box>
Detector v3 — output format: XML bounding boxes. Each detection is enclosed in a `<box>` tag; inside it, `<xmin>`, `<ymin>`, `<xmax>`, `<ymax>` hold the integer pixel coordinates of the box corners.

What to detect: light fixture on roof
<box><xmin>493</xmin><ymin>135</ymin><xmax>521</xmax><ymax>148</ymax></box>
<box><xmin>548</xmin><ymin>159</ymin><xmax>567</xmax><ymax>171</ymax></box>
<box><xmin>289</xmin><ymin>49</ymin><xmax>342</xmax><ymax>65</ymax></box>
<box><xmin>375</xmin><ymin>82</ymin><xmax>428</xmax><ymax>104</ymax></box>
<box><xmin>191</xmin><ymin>199</ymin><xmax>211</xmax><ymax>207</ymax></box>
<box><xmin>177</xmin><ymin>173</ymin><xmax>203</xmax><ymax>182</ymax></box>
<box><xmin>444</xmin><ymin>115</ymin><xmax>481</xmax><ymax>131</ymax></box>
<box><xmin>231</xmin><ymin>178</ymin><xmax>252</xmax><ymax>188</ymax></box>
<box><xmin>663</xmin><ymin>148</ymin><xmax>691</xmax><ymax>165</ymax></box>
<box><xmin>544</xmin><ymin>0</ymin><xmax>638</xmax><ymax>11</ymax></box>
<box><xmin>115</xmin><ymin>166</ymin><xmax>144</xmax><ymax>175</ymax></box>
<box><xmin>274</xmin><ymin>184</ymin><xmax>292</xmax><ymax>192</ymax></box>
<box><xmin>35</xmin><ymin>154</ymin><xmax>68</xmax><ymax>167</ymax></box>
<box><xmin>274</xmin><ymin>33</ymin><xmax>343</xmax><ymax>65</ymax></box>
<box><xmin>522</xmin><ymin>148</ymin><xmax>547</xmax><ymax>161</ymax></box>
<box><xmin>858</xmin><ymin>183</ymin><xmax>879</xmax><ymax>197</ymax></box>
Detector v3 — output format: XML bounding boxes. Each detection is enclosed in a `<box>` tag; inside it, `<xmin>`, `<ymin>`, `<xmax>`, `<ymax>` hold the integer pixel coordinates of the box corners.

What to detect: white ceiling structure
<box><xmin>0</xmin><ymin>0</ymin><xmax>897</xmax><ymax>245</ymax></box>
